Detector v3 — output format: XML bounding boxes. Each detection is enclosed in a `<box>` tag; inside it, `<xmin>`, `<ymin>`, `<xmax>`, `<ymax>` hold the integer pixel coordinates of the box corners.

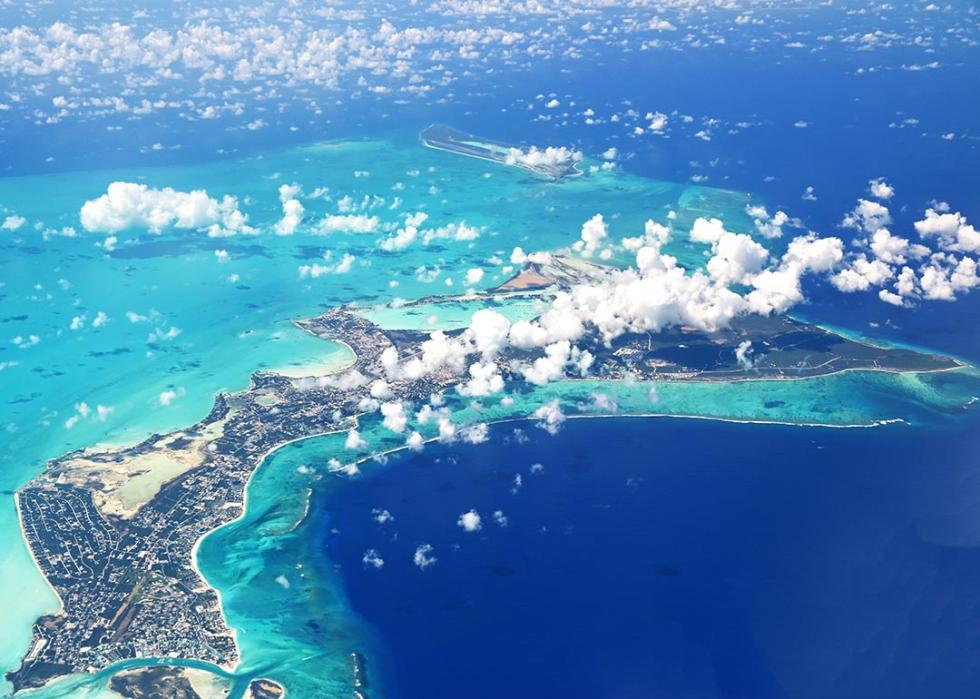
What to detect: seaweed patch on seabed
<box><xmin>6</xmin><ymin>254</ymin><xmax>970</xmax><ymax>694</ymax></box>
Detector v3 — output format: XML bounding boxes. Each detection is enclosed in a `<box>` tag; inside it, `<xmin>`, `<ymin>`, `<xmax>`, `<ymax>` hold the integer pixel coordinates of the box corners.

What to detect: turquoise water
<box><xmin>2</xmin><ymin>133</ymin><xmax>977</xmax><ymax>697</ymax></box>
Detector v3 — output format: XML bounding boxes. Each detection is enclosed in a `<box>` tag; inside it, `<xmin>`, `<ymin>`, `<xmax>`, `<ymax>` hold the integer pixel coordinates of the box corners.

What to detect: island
<box><xmin>421</xmin><ymin>124</ymin><xmax>584</xmax><ymax>181</ymax></box>
<box><xmin>108</xmin><ymin>666</ymin><xmax>231</xmax><ymax>699</ymax></box>
<box><xmin>7</xmin><ymin>254</ymin><xmax>964</xmax><ymax>694</ymax></box>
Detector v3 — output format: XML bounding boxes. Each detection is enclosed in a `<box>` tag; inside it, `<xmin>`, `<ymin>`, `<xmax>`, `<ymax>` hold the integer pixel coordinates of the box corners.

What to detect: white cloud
<box><xmin>406</xmin><ymin>431</ymin><xmax>425</xmax><ymax>451</ymax></box>
<box><xmin>467</xmin><ymin>309</ymin><xmax>511</xmax><ymax>358</ymax></box>
<box><xmin>345</xmin><ymin>429</ymin><xmax>367</xmax><ymax>450</ymax></box>
<box><xmin>275</xmin><ymin>183</ymin><xmax>304</xmax><ymax>235</ymax></box>
<box><xmin>315</xmin><ymin>214</ymin><xmax>379</xmax><ymax>234</ymax></box>
<box><xmin>533</xmin><ymin>400</ymin><xmax>566</xmax><ymax>435</ymax></box>
<box><xmin>80</xmin><ymin>182</ymin><xmax>252</xmax><ymax>236</ymax></box>
<box><xmin>647</xmin><ymin>111</ymin><xmax>668</xmax><ymax>132</ymax></box>
<box><xmin>413</xmin><ymin>544</ymin><xmax>437</xmax><ymax>569</ymax></box>
<box><xmin>706</xmin><ymin>232</ymin><xmax>769</xmax><ymax>285</ymax></box>
<box><xmin>869</xmin><ymin>229</ymin><xmax>927</xmax><ymax>265</ymax></box>
<box><xmin>746</xmin><ymin>206</ymin><xmax>790</xmax><ymax>239</ymax></box>
<box><xmin>868</xmin><ymin>178</ymin><xmax>895</xmax><ymax>200</ymax></box>
<box><xmin>158</xmin><ymin>388</ymin><xmax>182</xmax><ymax>406</ymax></box>
<box><xmin>521</xmin><ymin>340</ymin><xmax>593</xmax><ymax>385</ymax></box>
<box><xmin>782</xmin><ymin>234</ymin><xmax>844</xmax><ymax>272</ymax></box>
<box><xmin>914</xmin><ymin>208</ymin><xmax>980</xmax><ymax>253</ymax></box>
<box><xmin>830</xmin><ymin>255</ymin><xmax>893</xmax><ymax>292</ymax></box>
<box><xmin>380</xmin><ymin>401</ymin><xmax>408</xmax><ymax>433</ymax></box>
<box><xmin>457</xmin><ymin>509</ymin><xmax>482</xmax><ymax>532</ymax></box>
<box><xmin>573</xmin><ymin>213</ymin><xmax>608</xmax><ymax>258</ymax></box>
<box><xmin>1</xmin><ymin>215</ymin><xmax>26</xmax><ymax>231</ymax></box>
<box><xmin>298</xmin><ymin>253</ymin><xmax>356</xmax><ymax>277</ymax></box>
<box><xmin>505</xmin><ymin>145</ymin><xmax>582</xmax><ymax>171</ymax></box>
<box><xmin>362</xmin><ymin>549</ymin><xmax>384</xmax><ymax>569</ymax></box>
<box><xmin>689</xmin><ymin>217</ymin><xmax>728</xmax><ymax>244</ymax></box>
<box><xmin>421</xmin><ymin>221</ymin><xmax>481</xmax><ymax>245</ymax></box>
<box><xmin>372</xmin><ymin>508</ymin><xmax>394</xmax><ymax>524</ymax></box>
<box><xmin>460</xmin><ymin>423</ymin><xmax>490</xmax><ymax>444</ymax></box>
<box><xmin>458</xmin><ymin>361</ymin><xmax>504</xmax><ymax>397</ymax></box>
<box><xmin>735</xmin><ymin>340</ymin><xmax>754</xmax><ymax>370</ymax></box>
<box><xmin>842</xmin><ymin>199</ymin><xmax>891</xmax><ymax>234</ymax></box>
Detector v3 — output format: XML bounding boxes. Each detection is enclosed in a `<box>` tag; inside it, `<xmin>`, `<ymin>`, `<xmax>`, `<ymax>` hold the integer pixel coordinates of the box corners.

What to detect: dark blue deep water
<box><xmin>318</xmin><ymin>415</ymin><xmax>980</xmax><ymax>699</ymax></box>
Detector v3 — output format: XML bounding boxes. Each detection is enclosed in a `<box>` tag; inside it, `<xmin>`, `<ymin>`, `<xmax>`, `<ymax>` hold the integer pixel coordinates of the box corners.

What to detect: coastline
<box><xmin>12</xmin><ymin>495</ymin><xmax>64</xmax><ymax>628</ymax></box>
<box><xmin>187</xmin><ymin>408</ymin><xmax>359</xmax><ymax>678</ymax></box>
<box><xmin>188</xmin><ymin>536</ymin><xmax>240</xmax><ymax>675</ymax></box>
<box><xmin>9</xmin><ymin>299</ymin><xmax>976</xmax><ymax>695</ymax></box>
<box><xmin>270</xmin><ymin>335</ymin><xmax>357</xmax><ymax>379</ymax></box>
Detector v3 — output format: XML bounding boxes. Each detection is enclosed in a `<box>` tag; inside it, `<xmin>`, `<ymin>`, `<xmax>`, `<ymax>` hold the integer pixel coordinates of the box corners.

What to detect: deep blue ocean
<box><xmin>318</xmin><ymin>413</ymin><xmax>980</xmax><ymax>699</ymax></box>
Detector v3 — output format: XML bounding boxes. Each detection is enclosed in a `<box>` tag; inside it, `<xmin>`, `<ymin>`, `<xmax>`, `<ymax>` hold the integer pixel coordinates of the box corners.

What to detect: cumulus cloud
<box><xmin>298</xmin><ymin>253</ymin><xmax>356</xmax><ymax>277</ymax></box>
<box><xmin>406</xmin><ymin>431</ymin><xmax>425</xmax><ymax>450</ymax></box>
<box><xmin>275</xmin><ymin>183</ymin><xmax>304</xmax><ymax>235</ymax></box>
<box><xmin>510</xmin><ymin>247</ymin><xmax>553</xmax><ymax>266</ymax></box>
<box><xmin>746</xmin><ymin>206</ymin><xmax>790</xmax><ymax>239</ymax></box>
<box><xmin>647</xmin><ymin>111</ymin><xmax>668</xmax><ymax>133</ymax></box>
<box><xmin>690</xmin><ymin>216</ymin><xmax>728</xmax><ymax>244</ymax></box>
<box><xmin>533</xmin><ymin>400</ymin><xmax>566</xmax><ymax>435</ymax></box>
<box><xmin>413</xmin><ymin>544</ymin><xmax>437</xmax><ymax>569</ymax></box>
<box><xmin>372</xmin><ymin>508</ymin><xmax>394</xmax><ymax>524</ymax></box>
<box><xmin>868</xmin><ymin>178</ymin><xmax>895</xmax><ymax>201</ymax></box>
<box><xmin>380</xmin><ymin>401</ymin><xmax>408</xmax><ymax>433</ymax></box>
<box><xmin>521</xmin><ymin>341</ymin><xmax>593</xmax><ymax>385</ymax></box>
<box><xmin>735</xmin><ymin>340</ymin><xmax>754</xmax><ymax>370</ymax></box>
<box><xmin>842</xmin><ymin>199</ymin><xmax>891</xmax><ymax>234</ymax></box>
<box><xmin>914</xmin><ymin>208</ymin><xmax>980</xmax><ymax>253</ymax></box>
<box><xmin>706</xmin><ymin>232</ymin><xmax>769</xmax><ymax>285</ymax></box>
<box><xmin>458</xmin><ymin>361</ymin><xmax>504</xmax><ymax>397</ymax></box>
<box><xmin>80</xmin><ymin>182</ymin><xmax>252</xmax><ymax>236</ymax></box>
<box><xmin>379</xmin><ymin>212</ymin><xmax>428</xmax><ymax>252</ymax></box>
<box><xmin>505</xmin><ymin>145</ymin><xmax>582</xmax><ymax>171</ymax></box>
<box><xmin>345</xmin><ymin>429</ymin><xmax>367</xmax><ymax>450</ymax></box>
<box><xmin>421</xmin><ymin>221</ymin><xmax>481</xmax><ymax>245</ymax></box>
<box><xmin>831</xmin><ymin>199</ymin><xmax>980</xmax><ymax>305</ymax></box>
<box><xmin>2</xmin><ymin>215</ymin><xmax>26</xmax><ymax>231</ymax></box>
<box><xmin>782</xmin><ymin>234</ymin><xmax>844</xmax><ymax>272</ymax></box>
<box><xmin>831</xmin><ymin>254</ymin><xmax>893</xmax><ymax>292</ymax></box>
<box><xmin>158</xmin><ymin>388</ymin><xmax>183</xmax><ymax>406</ymax></box>
<box><xmin>362</xmin><ymin>549</ymin><xmax>384</xmax><ymax>569</ymax></box>
<box><xmin>315</xmin><ymin>214</ymin><xmax>379</xmax><ymax>234</ymax></box>
<box><xmin>457</xmin><ymin>509</ymin><xmax>482</xmax><ymax>532</ymax></box>
<box><xmin>869</xmin><ymin>229</ymin><xmax>928</xmax><ymax>265</ymax></box>
<box><xmin>573</xmin><ymin>213</ymin><xmax>608</xmax><ymax>258</ymax></box>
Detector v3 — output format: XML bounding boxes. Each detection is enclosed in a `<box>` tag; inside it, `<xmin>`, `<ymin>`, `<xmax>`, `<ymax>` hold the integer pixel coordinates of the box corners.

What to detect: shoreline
<box><xmin>4</xmin><ymin>403</ymin><xmax>911</xmax><ymax>693</ymax></box>
<box><xmin>188</xmin><ymin>418</ymin><xmax>354</xmax><ymax>677</ymax></box>
<box><xmin>10</xmin><ymin>301</ymin><xmax>976</xmax><ymax>695</ymax></box>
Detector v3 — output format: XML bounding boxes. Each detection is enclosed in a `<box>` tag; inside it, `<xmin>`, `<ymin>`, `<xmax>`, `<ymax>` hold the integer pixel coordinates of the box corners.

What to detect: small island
<box><xmin>421</xmin><ymin>124</ymin><xmax>584</xmax><ymax>181</ymax></box>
